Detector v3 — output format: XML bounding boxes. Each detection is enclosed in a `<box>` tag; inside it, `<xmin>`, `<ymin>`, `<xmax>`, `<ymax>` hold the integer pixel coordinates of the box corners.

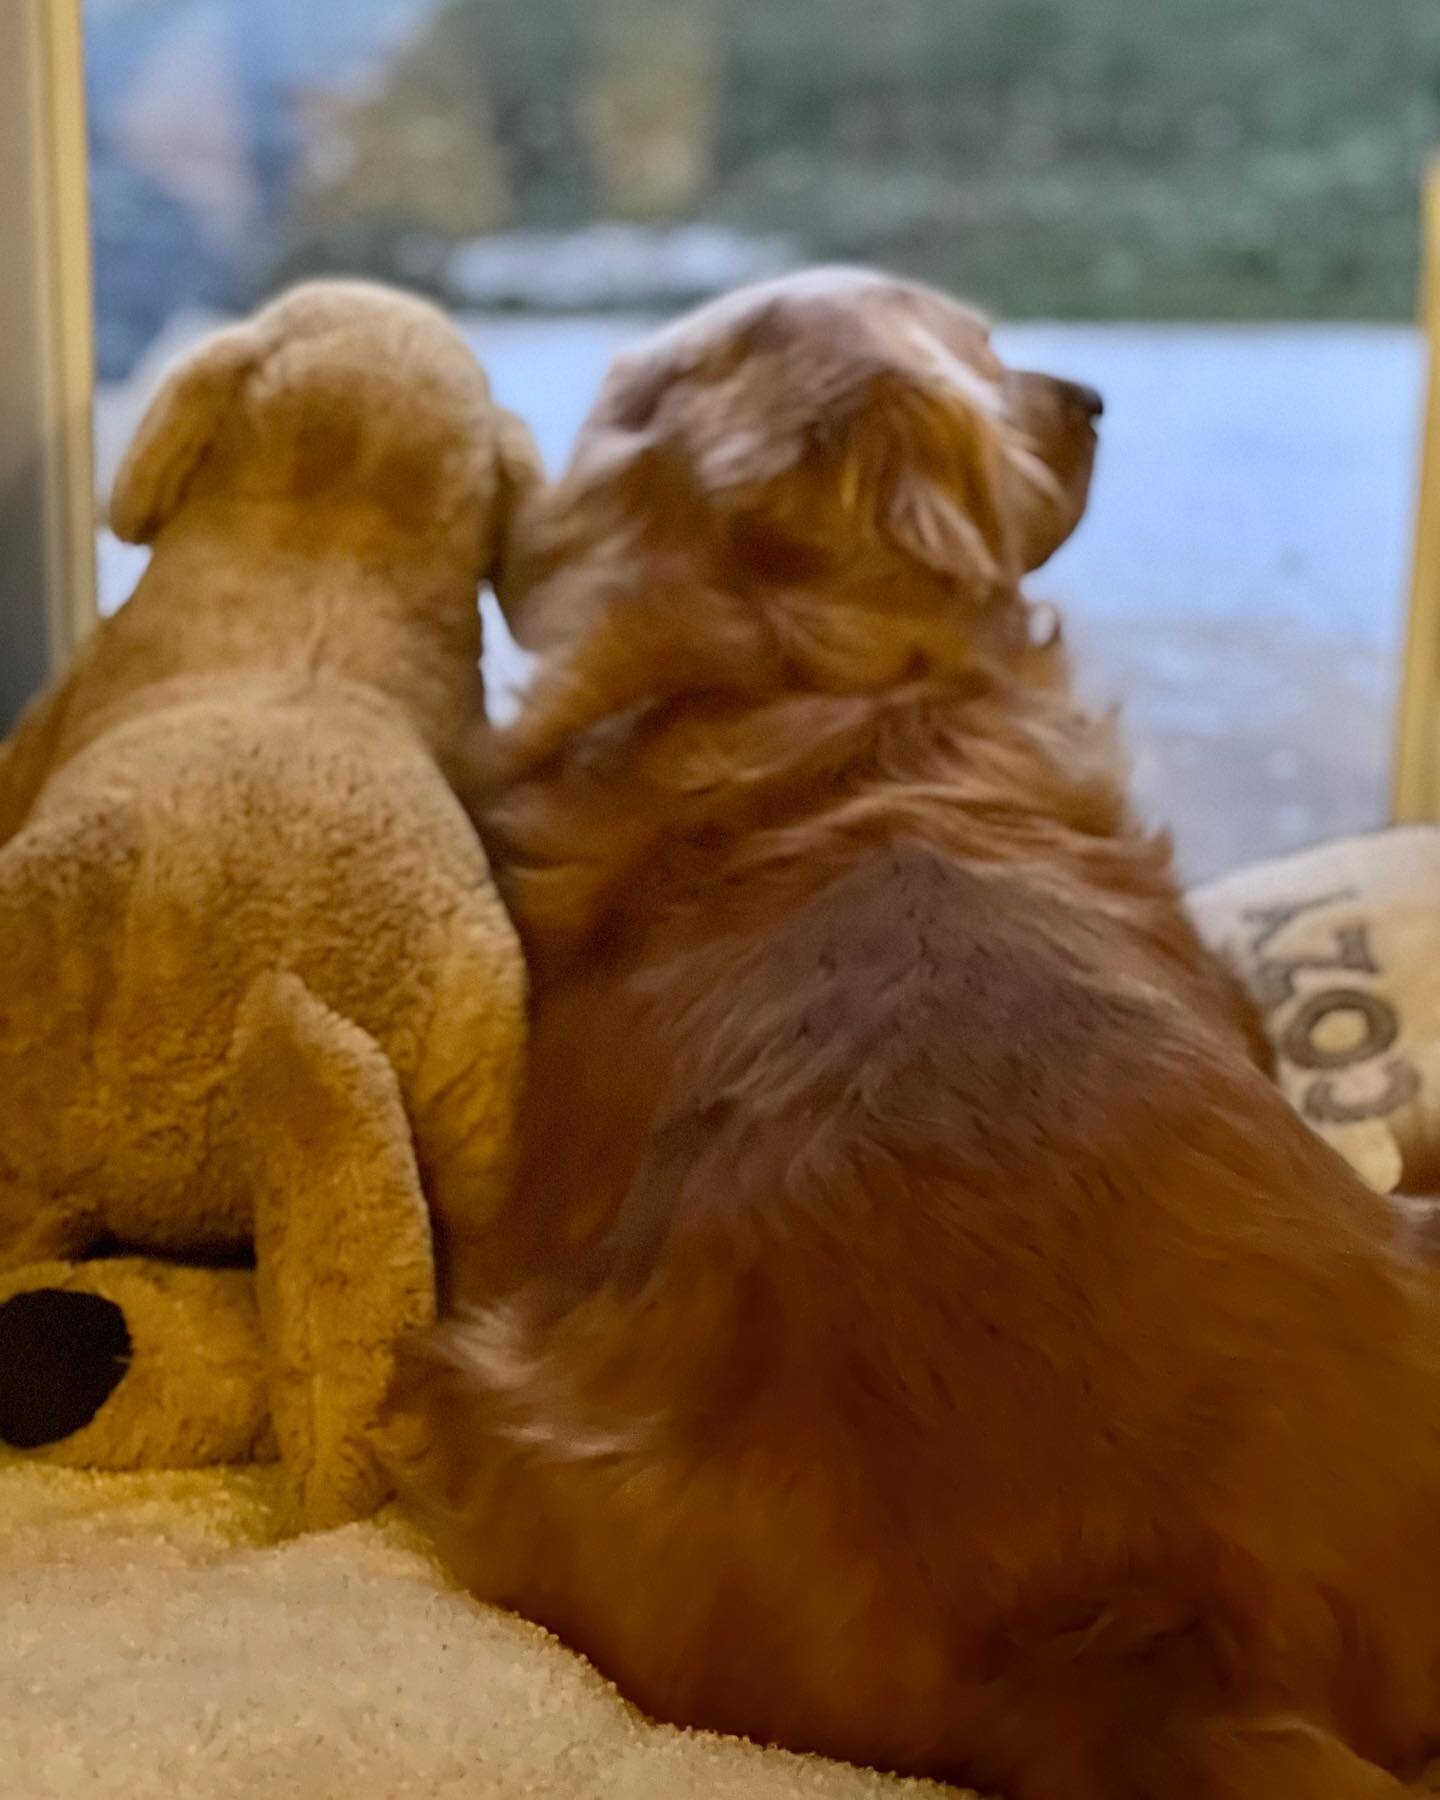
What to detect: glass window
<box><xmin>83</xmin><ymin>0</ymin><xmax>1440</xmax><ymax>878</ymax></box>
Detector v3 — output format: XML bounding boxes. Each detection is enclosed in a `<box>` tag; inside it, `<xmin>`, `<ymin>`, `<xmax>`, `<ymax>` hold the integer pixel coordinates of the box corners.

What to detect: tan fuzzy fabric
<box><xmin>0</xmin><ymin>282</ymin><xmax>537</xmax><ymax>1528</ymax></box>
<box><xmin>0</xmin><ymin>1258</ymin><xmax>272</xmax><ymax>1469</ymax></box>
<box><xmin>0</xmin><ymin>1458</ymin><xmax>953</xmax><ymax>1800</ymax></box>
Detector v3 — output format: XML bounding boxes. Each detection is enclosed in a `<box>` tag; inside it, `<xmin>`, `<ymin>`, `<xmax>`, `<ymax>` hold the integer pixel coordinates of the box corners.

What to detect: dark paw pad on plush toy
<box><xmin>0</xmin><ymin>1288</ymin><xmax>131</xmax><ymax>1449</ymax></box>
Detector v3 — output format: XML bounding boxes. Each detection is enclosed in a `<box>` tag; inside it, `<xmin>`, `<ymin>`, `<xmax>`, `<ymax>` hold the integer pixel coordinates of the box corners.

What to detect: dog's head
<box><xmin>502</xmin><ymin>267</ymin><xmax>1098</xmax><ymax>671</ymax></box>
<box><xmin>110</xmin><ymin>280</ymin><xmax>541</xmax><ymax>581</ymax></box>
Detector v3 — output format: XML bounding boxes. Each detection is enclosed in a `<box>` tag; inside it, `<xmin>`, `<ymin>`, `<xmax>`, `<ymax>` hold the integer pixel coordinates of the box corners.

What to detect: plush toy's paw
<box><xmin>0</xmin><ymin>1288</ymin><xmax>130</xmax><ymax>1449</ymax></box>
<box><xmin>0</xmin><ymin>1258</ymin><xmax>272</xmax><ymax>1470</ymax></box>
<box><xmin>292</xmin><ymin>1455</ymin><xmax>391</xmax><ymax>1536</ymax></box>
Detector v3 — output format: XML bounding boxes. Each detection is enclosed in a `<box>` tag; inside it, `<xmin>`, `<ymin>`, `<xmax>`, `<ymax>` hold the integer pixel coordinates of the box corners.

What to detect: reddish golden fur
<box><xmin>389</xmin><ymin>271</ymin><xmax>1440</xmax><ymax>1797</ymax></box>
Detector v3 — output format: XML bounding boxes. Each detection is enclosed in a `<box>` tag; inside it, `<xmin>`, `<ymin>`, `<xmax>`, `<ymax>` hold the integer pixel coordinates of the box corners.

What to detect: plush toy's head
<box><xmin>110</xmin><ymin>280</ymin><xmax>542</xmax><ymax>580</ymax></box>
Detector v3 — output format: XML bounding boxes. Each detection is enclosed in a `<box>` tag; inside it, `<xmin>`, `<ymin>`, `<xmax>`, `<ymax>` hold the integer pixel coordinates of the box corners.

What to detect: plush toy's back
<box><xmin>0</xmin><ymin>281</ymin><xmax>536</xmax><ymax>1529</ymax></box>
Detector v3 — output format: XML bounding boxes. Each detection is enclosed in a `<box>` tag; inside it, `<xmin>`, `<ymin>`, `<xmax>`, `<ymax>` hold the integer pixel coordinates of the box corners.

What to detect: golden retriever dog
<box><xmin>388</xmin><ymin>269</ymin><xmax>1440</xmax><ymax>1798</ymax></box>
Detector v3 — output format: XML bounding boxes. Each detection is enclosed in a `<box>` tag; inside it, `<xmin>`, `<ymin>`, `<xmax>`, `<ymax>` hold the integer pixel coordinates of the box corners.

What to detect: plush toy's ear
<box><xmin>485</xmin><ymin>405</ymin><xmax>545</xmax><ymax>589</ymax></box>
<box><xmin>109</xmin><ymin>326</ymin><xmax>259</xmax><ymax>545</ymax></box>
<box><xmin>494</xmin><ymin>407</ymin><xmax>544</xmax><ymax>521</ymax></box>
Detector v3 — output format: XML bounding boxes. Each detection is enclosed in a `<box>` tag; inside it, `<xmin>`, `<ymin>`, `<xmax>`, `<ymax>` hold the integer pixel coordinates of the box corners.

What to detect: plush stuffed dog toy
<box><xmin>0</xmin><ymin>280</ymin><xmax>535</xmax><ymax>1529</ymax></box>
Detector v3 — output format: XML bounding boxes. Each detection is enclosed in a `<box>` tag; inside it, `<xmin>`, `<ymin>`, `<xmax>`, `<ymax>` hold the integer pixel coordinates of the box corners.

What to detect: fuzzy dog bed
<box><xmin>7</xmin><ymin>826</ymin><xmax>1440</xmax><ymax>1800</ymax></box>
<box><xmin>0</xmin><ymin>1460</ymin><xmax>947</xmax><ymax>1800</ymax></box>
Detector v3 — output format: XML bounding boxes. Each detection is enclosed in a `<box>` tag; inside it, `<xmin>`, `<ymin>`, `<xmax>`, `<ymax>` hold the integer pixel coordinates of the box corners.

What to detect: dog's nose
<box><xmin>1058</xmin><ymin>379</ymin><xmax>1104</xmax><ymax>421</ymax></box>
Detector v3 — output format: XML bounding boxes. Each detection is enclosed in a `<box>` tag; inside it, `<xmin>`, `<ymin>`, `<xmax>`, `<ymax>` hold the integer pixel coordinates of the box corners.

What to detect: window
<box><xmin>0</xmin><ymin>1</ymin><xmax>95</xmax><ymax>727</ymax></box>
<box><xmin>10</xmin><ymin>0</ymin><xmax>1440</xmax><ymax>880</ymax></box>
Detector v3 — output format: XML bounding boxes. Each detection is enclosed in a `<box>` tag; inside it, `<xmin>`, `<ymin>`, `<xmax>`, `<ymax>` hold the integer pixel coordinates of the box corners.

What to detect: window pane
<box><xmin>84</xmin><ymin>0</ymin><xmax>1440</xmax><ymax>877</ymax></box>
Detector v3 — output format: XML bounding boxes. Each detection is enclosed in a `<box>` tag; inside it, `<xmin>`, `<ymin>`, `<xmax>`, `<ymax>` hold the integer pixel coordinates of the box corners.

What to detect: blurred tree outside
<box><xmin>581</xmin><ymin>1</ymin><xmax>719</xmax><ymax>219</ymax></box>
<box><xmin>280</xmin><ymin>0</ymin><xmax>1440</xmax><ymax>320</ymax></box>
<box><xmin>86</xmin><ymin>0</ymin><xmax>1440</xmax><ymax>371</ymax></box>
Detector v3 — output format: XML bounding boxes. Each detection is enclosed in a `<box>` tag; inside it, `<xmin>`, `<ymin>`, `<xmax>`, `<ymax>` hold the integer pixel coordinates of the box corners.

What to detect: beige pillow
<box><xmin>1191</xmin><ymin>826</ymin><xmax>1440</xmax><ymax>1195</ymax></box>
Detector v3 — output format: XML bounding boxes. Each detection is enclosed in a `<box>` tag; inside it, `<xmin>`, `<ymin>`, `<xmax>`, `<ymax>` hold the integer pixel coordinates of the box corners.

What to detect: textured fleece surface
<box><xmin>0</xmin><ymin>1459</ymin><xmax>952</xmax><ymax>1800</ymax></box>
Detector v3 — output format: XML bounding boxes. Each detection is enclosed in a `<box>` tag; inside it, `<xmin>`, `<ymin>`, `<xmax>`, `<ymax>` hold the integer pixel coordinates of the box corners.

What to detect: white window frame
<box><xmin>0</xmin><ymin>0</ymin><xmax>96</xmax><ymax>730</ymax></box>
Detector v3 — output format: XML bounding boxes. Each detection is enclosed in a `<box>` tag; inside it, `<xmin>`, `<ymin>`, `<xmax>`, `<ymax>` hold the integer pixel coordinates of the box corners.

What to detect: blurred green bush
<box><xmin>280</xmin><ymin>0</ymin><xmax>1440</xmax><ymax>318</ymax></box>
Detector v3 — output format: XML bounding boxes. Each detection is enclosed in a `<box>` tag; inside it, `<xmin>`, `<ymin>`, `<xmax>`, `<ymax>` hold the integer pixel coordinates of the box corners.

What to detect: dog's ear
<box><xmin>855</xmin><ymin>369</ymin><xmax>1014</xmax><ymax>594</ymax></box>
<box><xmin>693</xmin><ymin>349</ymin><xmax>1016</xmax><ymax>602</ymax></box>
<box><xmin>886</xmin><ymin>467</ymin><xmax>1006</xmax><ymax>589</ymax></box>
<box><xmin>109</xmin><ymin>326</ymin><xmax>260</xmax><ymax>545</ymax></box>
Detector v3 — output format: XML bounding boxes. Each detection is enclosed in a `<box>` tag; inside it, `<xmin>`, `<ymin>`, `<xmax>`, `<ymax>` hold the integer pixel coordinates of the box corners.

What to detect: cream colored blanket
<box><xmin>8</xmin><ymin>827</ymin><xmax>1440</xmax><ymax>1799</ymax></box>
<box><xmin>0</xmin><ymin>1460</ymin><xmax>949</xmax><ymax>1800</ymax></box>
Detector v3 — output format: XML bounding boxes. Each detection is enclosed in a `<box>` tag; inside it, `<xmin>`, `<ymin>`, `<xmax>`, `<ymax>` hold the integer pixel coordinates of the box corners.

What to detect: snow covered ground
<box><xmin>96</xmin><ymin>317</ymin><xmax>1425</xmax><ymax>881</ymax></box>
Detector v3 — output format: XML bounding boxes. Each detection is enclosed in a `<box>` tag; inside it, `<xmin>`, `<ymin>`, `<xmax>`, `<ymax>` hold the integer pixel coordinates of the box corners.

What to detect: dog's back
<box><xmin>396</xmin><ymin>732</ymin><xmax>1440</xmax><ymax>1797</ymax></box>
<box><xmin>390</xmin><ymin>270</ymin><xmax>1440</xmax><ymax>1797</ymax></box>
